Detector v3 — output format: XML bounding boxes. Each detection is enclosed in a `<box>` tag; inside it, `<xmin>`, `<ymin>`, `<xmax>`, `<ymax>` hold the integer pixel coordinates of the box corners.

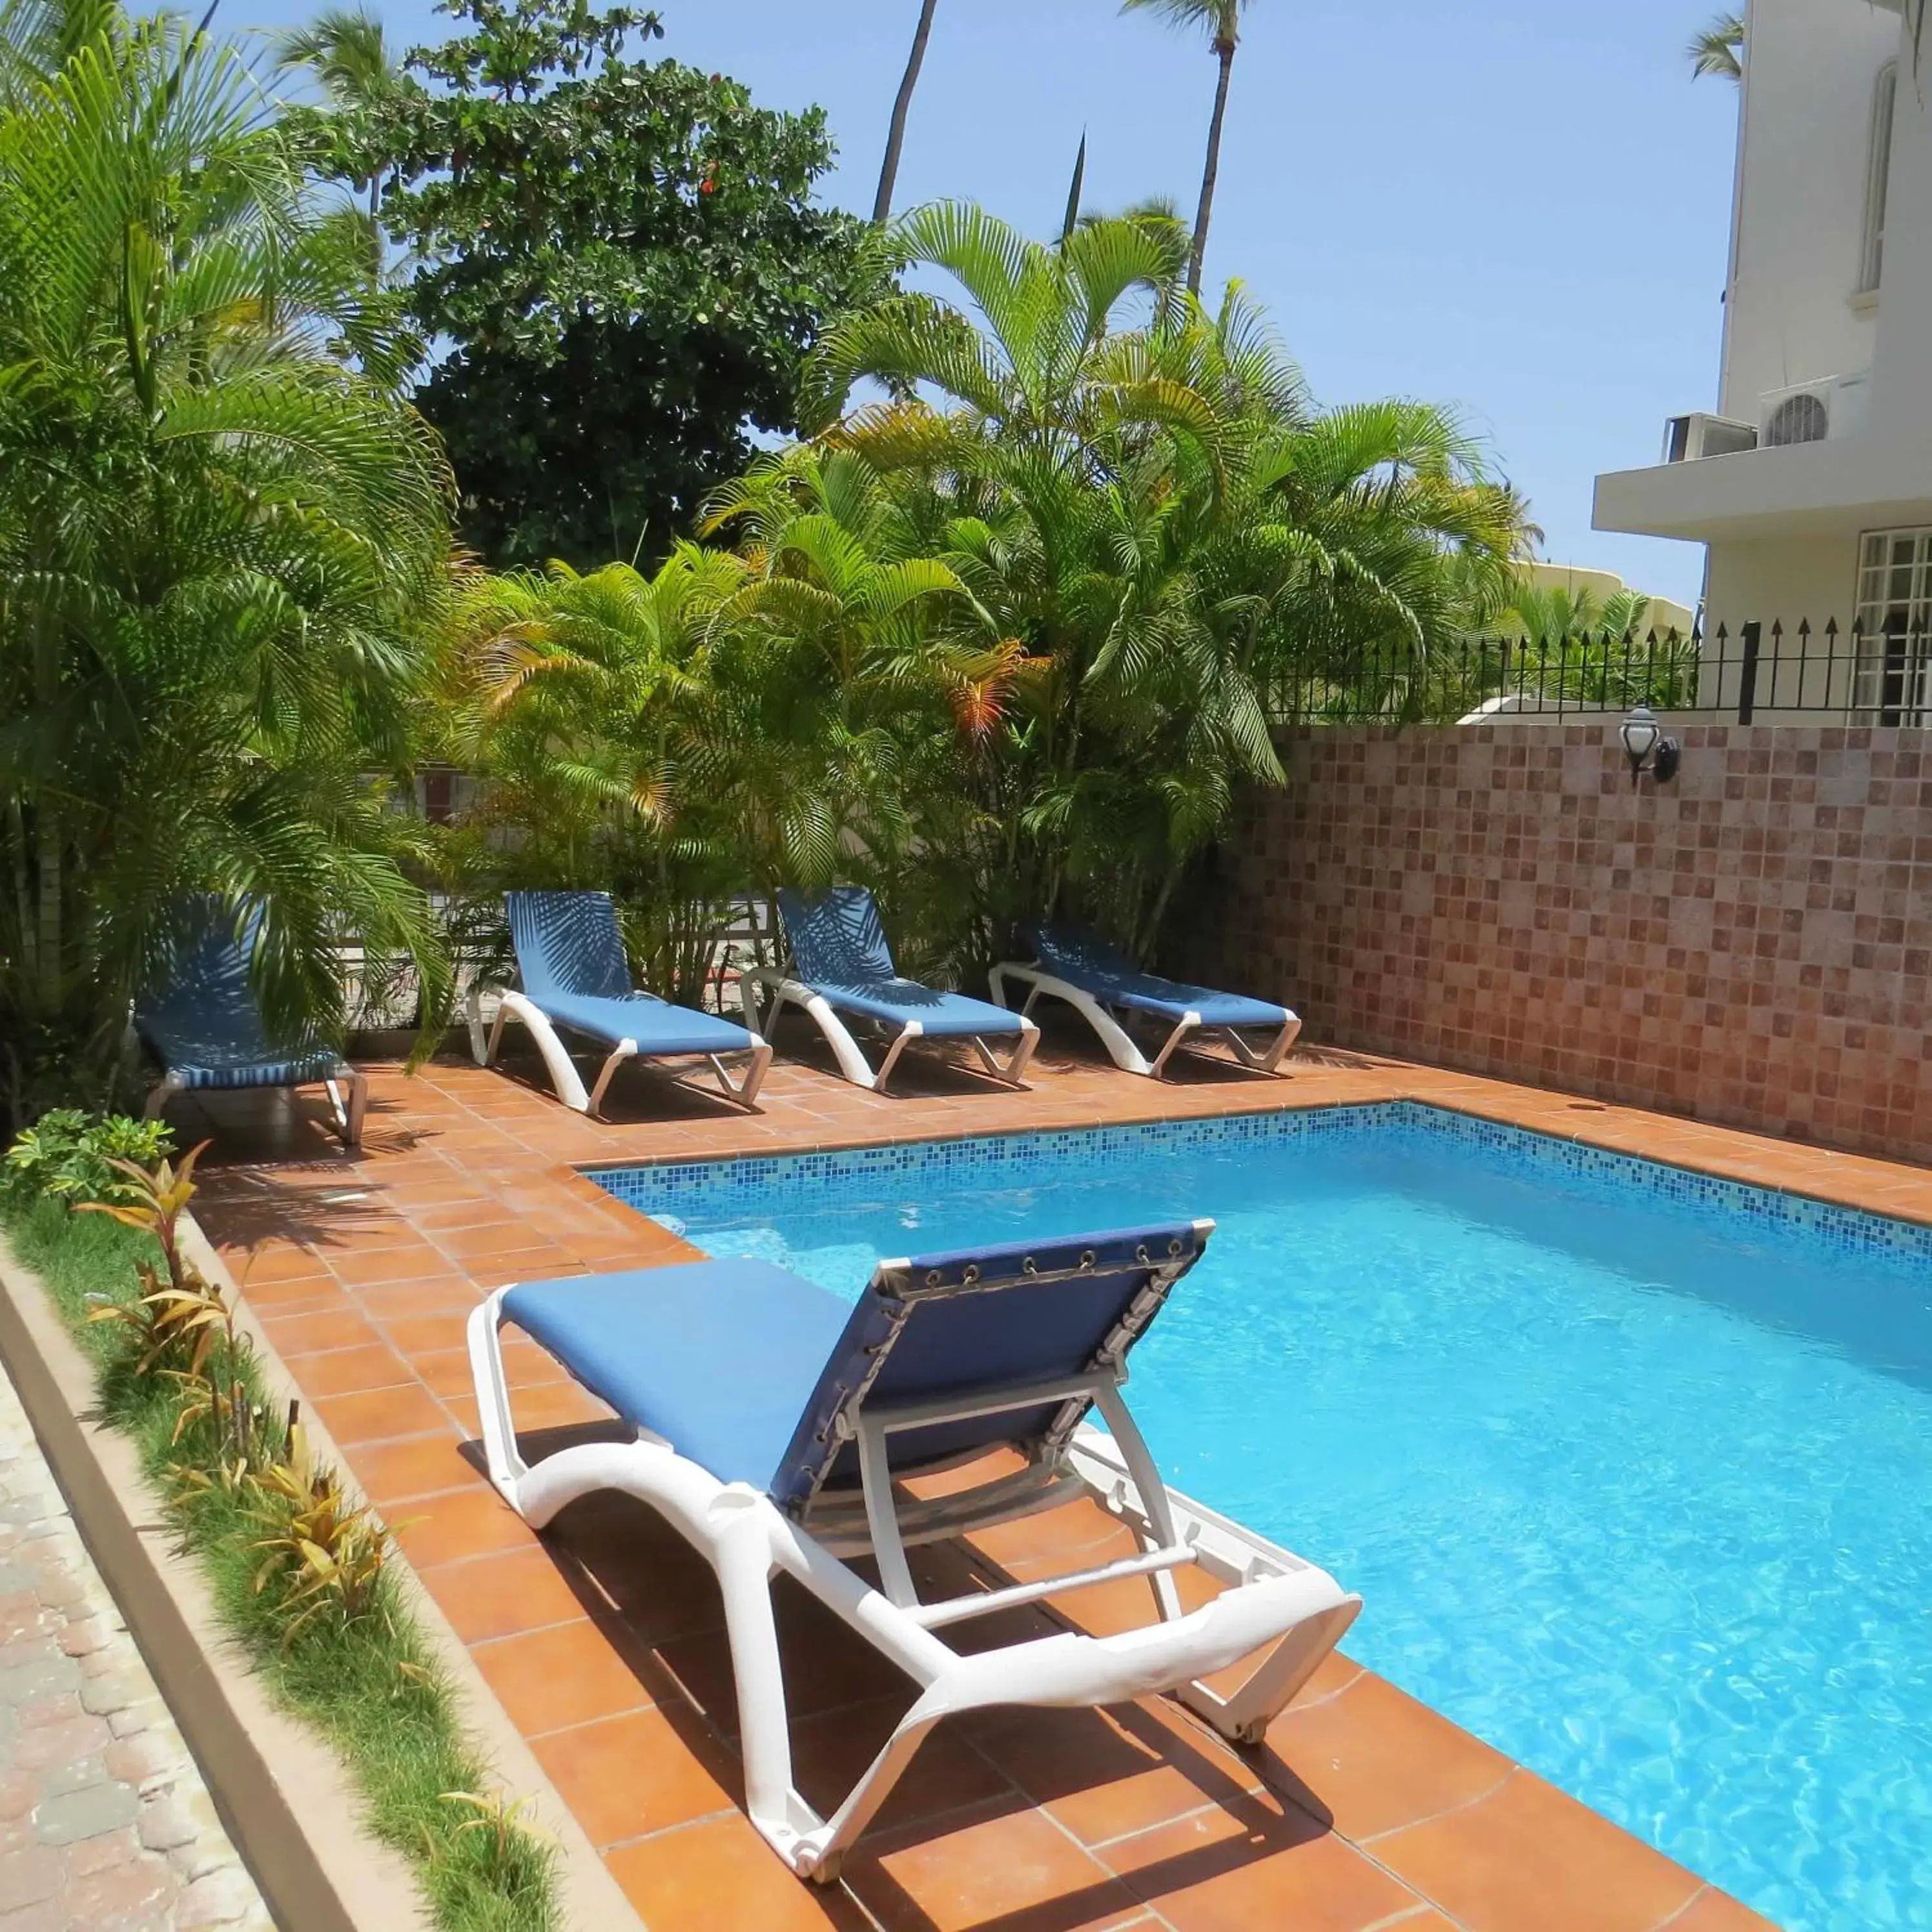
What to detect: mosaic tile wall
<box><xmin>1197</xmin><ymin>724</ymin><xmax>1932</xmax><ymax>1162</ymax></box>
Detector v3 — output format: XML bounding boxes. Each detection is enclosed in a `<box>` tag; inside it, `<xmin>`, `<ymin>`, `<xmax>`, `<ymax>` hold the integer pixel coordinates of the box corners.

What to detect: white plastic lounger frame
<box><xmin>989</xmin><ymin>961</ymin><xmax>1300</xmax><ymax>1080</ymax></box>
<box><xmin>143</xmin><ymin>1062</ymin><xmax>369</xmax><ymax>1149</ymax></box>
<box><xmin>464</xmin><ymin>985</ymin><xmax>772</xmax><ymax>1116</ymax></box>
<box><xmin>468</xmin><ymin>1279</ymin><xmax>1360</xmax><ymax>1884</ymax></box>
<box><xmin>738</xmin><ymin>968</ymin><xmax>1038</xmax><ymax>1094</ymax></box>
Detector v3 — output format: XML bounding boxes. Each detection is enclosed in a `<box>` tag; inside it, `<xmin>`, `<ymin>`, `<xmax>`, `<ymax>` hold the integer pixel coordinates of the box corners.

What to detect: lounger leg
<box><xmin>491</xmin><ymin>991</ymin><xmax>594</xmax><ymax>1113</ymax></box>
<box><xmin>870</xmin><ymin>1022</ymin><xmax>921</xmax><ymax>1094</ymax></box>
<box><xmin>1149</xmin><ymin>1014</ymin><xmax>1204</xmax><ymax>1080</ymax></box>
<box><xmin>1182</xmin><ymin>1597</ymin><xmax>1364</xmax><ymax>1744</ymax></box>
<box><xmin>466</xmin><ymin>984</ymin><xmax>491</xmax><ymax>1065</ymax></box>
<box><xmin>969</xmin><ymin>1016</ymin><xmax>1039</xmax><ymax>1087</ymax></box>
<box><xmin>706</xmin><ymin>1042</ymin><xmax>772</xmax><ymax>1109</ymax></box>
<box><xmin>712</xmin><ymin>1491</ymin><xmax>804</xmax><ymax>1857</ymax></box>
<box><xmin>327</xmin><ymin>1063</ymin><xmax>368</xmax><ymax>1148</ymax></box>
<box><xmin>467</xmin><ymin>1291</ymin><xmax>531</xmax><ymax>1500</ymax></box>
<box><xmin>586</xmin><ymin>1042</ymin><xmax>638</xmax><ymax>1116</ymax></box>
<box><xmin>999</xmin><ymin>969</ymin><xmax>1156</xmax><ymax>1076</ymax></box>
<box><xmin>746</xmin><ymin>974</ymin><xmax>883</xmax><ymax>1089</ymax></box>
<box><xmin>143</xmin><ymin>1071</ymin><xmax>187</xmax><ymax>1123</ymax></box>
<box><xmin>1223</xmin><ymin>1012</ymin><xmax>1302</xmax><ymax>1073</ymax></box>
<box><xmin>738</xmin><ymin>971</ymin><xmax>766</xmax><ymax>1038</ymax></box>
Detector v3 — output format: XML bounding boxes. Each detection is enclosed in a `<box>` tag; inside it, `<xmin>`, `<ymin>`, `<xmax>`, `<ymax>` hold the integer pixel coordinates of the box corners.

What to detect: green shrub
<box><xmin>3</xmin><ymin>1111</ymin><xmax>175</xmax><ymax>1204</ymax></box>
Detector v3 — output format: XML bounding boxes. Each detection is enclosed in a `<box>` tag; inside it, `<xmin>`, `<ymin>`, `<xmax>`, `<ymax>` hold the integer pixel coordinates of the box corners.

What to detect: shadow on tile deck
<box><xmin>170</xmin><ymin>1014</ymin><xmax>1875</xmax><ymax>1932</ymax></box>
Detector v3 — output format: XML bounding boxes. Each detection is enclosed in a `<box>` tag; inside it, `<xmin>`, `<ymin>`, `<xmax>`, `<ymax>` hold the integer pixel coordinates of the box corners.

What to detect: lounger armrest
<box><xmin>910</xmin><ymin>1567</ymin><xmax>1350</xmax><ymax>1724</ymax></box>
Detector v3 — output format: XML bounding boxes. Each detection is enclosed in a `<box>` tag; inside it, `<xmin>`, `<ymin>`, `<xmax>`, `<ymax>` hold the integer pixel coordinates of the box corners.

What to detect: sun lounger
<box><xmin>991</xmin><ymin>925</ymin><xmax>1300</xmax><ymax>1078</ymax></box>
<box><xmin>468</xmin><ymin>1219</ymin><xmax>1360</xmax><ymax>1882</ymax></box>
<box><xmin>467</xmin><ymin>890</ymin><xmax>772</xmax><ymax>1115</ymax></box>
<box><xmin>137</xmin><ymin>897</ymin><xmax>367</xmax><ymax>1147</ymax></box>
<box><xmin>739</xmin><ymin>886</ymin><xmax>1038</xmax><ymax>1092</ymax></box>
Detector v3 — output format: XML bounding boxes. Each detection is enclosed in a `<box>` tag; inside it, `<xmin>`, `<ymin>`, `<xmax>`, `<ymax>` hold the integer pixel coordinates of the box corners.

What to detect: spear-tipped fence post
<box><xmin>1738</xmin><ymin>621</ymin><xmax>1762</xmax><ymax>724</ymax></box>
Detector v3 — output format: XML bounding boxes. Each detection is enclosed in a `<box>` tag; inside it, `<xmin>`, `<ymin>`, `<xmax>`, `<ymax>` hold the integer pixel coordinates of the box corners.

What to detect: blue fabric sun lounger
<box><xmin>991</xmin><ymin>925</ymin><xmax>1300</xmax><ymax>1078</ymax></box>
<box><xmin>467</xmin><ymin>890</ymin><xmax>772</xmax><ymax>1115</ymax></box>
<box><xmin>469</xmin><ymin>1220</ymin><xmax>1359</xmax><ymax>1883</ymax></box>
<box><xmin>739</xmin><ymin>886</ymin><xmax>1038</xmax><ymax>1092</ymax></box>
<box><xmin>136</xmin><ymin>896</ymin><xmax>367</xmax><ymax>1147</ymax></box>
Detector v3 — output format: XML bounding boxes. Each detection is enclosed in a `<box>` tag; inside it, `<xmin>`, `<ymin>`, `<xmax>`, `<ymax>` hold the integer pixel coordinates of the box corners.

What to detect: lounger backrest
<box><xmin>777</xmin><ymin>887</ymin><xmax>896</xmax><ymax>986</ymax></box>
<box><xmin>506</xmin><ymin>891</ymin><xmax>631</xmax><ymax>1003</ymax></box>
<box><xmin>769</xmin><ymin>1220</ymin><xmax>1211</xmax><ymax>1514</ymax></box>
<box><xmin>1029</xmin><ymin>925</ymin><xmax>1138</xmax><ymax>981</ymax></box>
<box><xmin>136</xmin><ymin>896</ymin><xmax>274</xmax><ymax>1058</ymax></box>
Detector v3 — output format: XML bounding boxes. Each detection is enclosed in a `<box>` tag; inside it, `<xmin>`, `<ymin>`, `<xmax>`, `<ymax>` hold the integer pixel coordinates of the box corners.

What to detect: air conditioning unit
<box><xmin>1758</xmin><ymin>371</ymin><xmax>1872</xmax><ymax>447</ymax></box>
<box><xmin>1663</xmin><ymin>412</ymin><xmax>1759</xmax><ymax>462</ymax></box>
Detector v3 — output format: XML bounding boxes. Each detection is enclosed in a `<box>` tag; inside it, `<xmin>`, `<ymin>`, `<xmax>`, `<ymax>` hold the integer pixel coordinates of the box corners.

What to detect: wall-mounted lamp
<box><xmin>1618</xmin><ymin>706</ymin><xmax>1680</xmax><ymax>788</ymax></box>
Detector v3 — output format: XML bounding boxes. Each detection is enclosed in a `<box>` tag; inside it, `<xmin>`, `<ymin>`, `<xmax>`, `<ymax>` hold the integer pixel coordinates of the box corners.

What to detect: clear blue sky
<box><xmin>239</xmin><ymin>0</ymin><xmax>1740</xmax><ymax>608</ymax></box>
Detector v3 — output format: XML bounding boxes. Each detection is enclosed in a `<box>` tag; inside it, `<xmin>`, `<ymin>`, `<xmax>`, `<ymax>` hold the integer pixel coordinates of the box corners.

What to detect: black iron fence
<box><xmin>1264</xmin><ymin>618</ymin><xmax>1932</xmax><ymax>727</ymax></box>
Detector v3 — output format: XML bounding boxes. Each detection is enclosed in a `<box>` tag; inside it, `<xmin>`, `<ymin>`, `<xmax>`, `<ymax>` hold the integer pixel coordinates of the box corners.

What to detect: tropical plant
<box><xmin>299</xmin><ymin>0</ymin><xmax>894</xmax><ymax>569</ymax></box>
<box><xmin>874</xmin><ymin>0</ymin><xmax>938</xmax><ymax>224</ymax></box>
<box><xmin>0</xmin><ymin>3</ymin><xmax>453</xmax><ymax>1127</ymax></box>
<box><xmin>442</xmin><ymin>546</ymin><xmax>757</xmax><ymax>1005</ymax></box>
<box><xmin>1509</xmin><ymin>581</ymin><xmax>1652</xmax><ymax>647</ymax></box>
<box><xmin>1120</xmin><ymin>0</ymin><xmax>1252</xmax><ymax>295</ymax></box>
<box><xmin>77</xmin><ymin>1142</ymin><xmax>228</xmax><ymax>1379</ymax></box>
<box><xmin>274</xmin><ymin>4</ymin><xmax>405</xmax><ymax>218</ymax></box>
<box><xmin>449</xmin><ymin>199</ymin><xmax>1526</xmax><ymax>982</ymax></box>
<box><xmin>797</xmin><ymin>202</ymin><xmax>1526</xmax><ymax>956</ymax></box>
<box><xmin>1493</xmin><ymin>581</ymin><xmax>1700</xmax><ymax>711</ymax></box>
<box><xmin>3</xmin><ymin>1110</ymin><xmax>173</xmax><ymax>1202</ymax></box>
<box><xmin>441</xmin><ymin>1789</ymin><xmax>551</xmax><ymax>1886</ymax></box>
<box><xmin>247</xmin><ymin>1419</ymin><xmax>395</xmax><ymax>1644</ymax></box>
<box><xmin>1689</xmin><ymin>9</ymin><xmax>1743</xmax><ymax>80</ymax></box>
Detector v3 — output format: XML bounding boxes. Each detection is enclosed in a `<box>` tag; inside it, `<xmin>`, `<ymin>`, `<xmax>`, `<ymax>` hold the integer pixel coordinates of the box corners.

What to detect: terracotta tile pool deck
<box><xmin>170</xmin><ymin>1016</ymin><xmax>1929</xmax><ymax>1932</ymax></box>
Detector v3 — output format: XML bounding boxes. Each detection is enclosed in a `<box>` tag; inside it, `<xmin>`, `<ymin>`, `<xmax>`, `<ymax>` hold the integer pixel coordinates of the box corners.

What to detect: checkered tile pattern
<box><xmin>1201</xmin><ymin>725</ymin><xmax>1932</xmax><ymax>1162</ymax></box>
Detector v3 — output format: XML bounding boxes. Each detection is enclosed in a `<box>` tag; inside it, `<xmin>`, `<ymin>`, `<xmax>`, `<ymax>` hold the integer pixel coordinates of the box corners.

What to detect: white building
<box><xmin>1592</xmin><ymin>0</ymin><xmax>1931</xmax><ymax>719</ymax></box>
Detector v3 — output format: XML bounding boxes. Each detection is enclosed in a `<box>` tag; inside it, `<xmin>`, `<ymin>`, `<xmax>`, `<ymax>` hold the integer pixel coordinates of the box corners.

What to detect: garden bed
<box><xmin>0</xmin><ymin>1133</ymin><xmax>632</xmax><ymax>1932</ymax></box>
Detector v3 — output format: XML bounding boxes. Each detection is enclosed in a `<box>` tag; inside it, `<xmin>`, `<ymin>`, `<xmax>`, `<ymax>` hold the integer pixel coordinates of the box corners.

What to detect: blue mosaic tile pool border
<box><xmin>588</xmin><ymin>1100</ymin><xmax>1932</xmax><ymax>1268</ymax></box>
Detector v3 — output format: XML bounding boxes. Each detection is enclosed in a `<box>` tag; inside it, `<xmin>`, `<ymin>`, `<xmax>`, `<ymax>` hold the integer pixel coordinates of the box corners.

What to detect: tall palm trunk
<box><xmin>1187</xmin><ymin>33</ymin><xmax>1236</xmax><ymax>296</ymax></box>
<box><xmin>873</xmin><ymin>0</ymin><xmax>939</xmax><ymax>225</ymax></box>
<box><xmin>28</xmin><ymin>573</ymin><xmax>62</xmax><ymax>1015</ymax></box>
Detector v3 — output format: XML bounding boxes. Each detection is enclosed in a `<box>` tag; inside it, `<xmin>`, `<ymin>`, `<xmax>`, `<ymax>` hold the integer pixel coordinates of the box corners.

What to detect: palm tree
<box><xmin>873</xmin><ymin>0</ymin><xmax>938</xmax><ymax>225</ymax></box>
<box><xmin>275</xmin><ymin>5</ymin><xmax>407</xmax><ymax>217</ymax></box>
<box><xmin>0</xmin><ymin>5</ymin><xmax>451</xmax><ymax>1118</ymax></box>
<box><xmin>1122</xmin><ymin>0</ymin><xmax>1251</xmax><ymax>296</ymax></box>
<box><xmin>445</xmin><ymin>548</ymin><xmax>755</xmax><ymax>1003</ymax></box>
<box><xmin>802</xmin><ymin>203</ymin><xmax>1527</xmax><ymax>948</ymax></box>
<box><xmin>1688</xmin><ymin>10</ymin><xmax>1743</xmax><ymax>81</ymax></box>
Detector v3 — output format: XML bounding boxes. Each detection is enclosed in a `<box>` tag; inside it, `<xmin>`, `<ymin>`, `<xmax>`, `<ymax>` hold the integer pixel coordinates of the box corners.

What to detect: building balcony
<box><xmin>1594</xmin><ymin>423</ymin><xmax>1932</xmax><ymax>542</ymax></box>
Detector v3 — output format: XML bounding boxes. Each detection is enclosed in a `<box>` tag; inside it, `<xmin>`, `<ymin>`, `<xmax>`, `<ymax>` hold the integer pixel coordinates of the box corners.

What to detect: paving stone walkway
<box><xmin>0</xmin><ymin>1356</ymin><xmax>272</xmax><ymax>1931</ymax></box>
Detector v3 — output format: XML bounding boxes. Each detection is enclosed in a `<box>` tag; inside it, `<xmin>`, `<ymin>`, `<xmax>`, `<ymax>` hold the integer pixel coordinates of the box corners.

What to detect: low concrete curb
<box><xmin>0</xmin><ymin>1215</ymin><xmax>641</xmax><ymax>1932</ymax></box>
<box><xmin>178</xmin><ymin>1216</ymin><xmax>643</xmax><ymax>1932</ymax></box>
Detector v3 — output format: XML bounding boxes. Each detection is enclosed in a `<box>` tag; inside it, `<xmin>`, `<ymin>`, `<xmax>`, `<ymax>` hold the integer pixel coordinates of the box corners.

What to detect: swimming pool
<box><xmin>593</xmin><ymin>1102</ymin><xmax>1932</xmax><ymax>1931</ymax></box>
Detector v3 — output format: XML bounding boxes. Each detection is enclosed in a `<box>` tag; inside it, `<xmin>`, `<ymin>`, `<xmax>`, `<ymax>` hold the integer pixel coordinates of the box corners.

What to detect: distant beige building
<box><xmin>1507</xmin><ymin>562</ymin><xmax>1696</xmax><ymax>638</ymax></box>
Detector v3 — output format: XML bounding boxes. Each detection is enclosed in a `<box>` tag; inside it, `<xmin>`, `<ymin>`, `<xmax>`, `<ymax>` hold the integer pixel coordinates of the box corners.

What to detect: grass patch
<box><xmin>0</xmin><ymin>1182</ymin><xmax>557</xmax><ymax>1932</ymax></box>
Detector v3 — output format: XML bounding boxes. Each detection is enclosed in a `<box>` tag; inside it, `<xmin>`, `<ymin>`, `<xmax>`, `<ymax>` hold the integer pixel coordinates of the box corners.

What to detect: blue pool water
<box><xmin>595</xmin><ymin>1105</ymin><xmax>1932</xmax><ymax>1930</ymax></box>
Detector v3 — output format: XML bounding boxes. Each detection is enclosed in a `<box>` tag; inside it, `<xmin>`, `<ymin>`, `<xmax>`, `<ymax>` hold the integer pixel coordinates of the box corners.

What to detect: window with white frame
<box><xmin>1860</xmin><ymin>61</ymin><xmax>1897</xmax><ymax>294</ymax></box>
<box><xmin>1853</xmin><ymin>527</ymin><xmax>1932</xmax><ymax>724</ymax></box>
